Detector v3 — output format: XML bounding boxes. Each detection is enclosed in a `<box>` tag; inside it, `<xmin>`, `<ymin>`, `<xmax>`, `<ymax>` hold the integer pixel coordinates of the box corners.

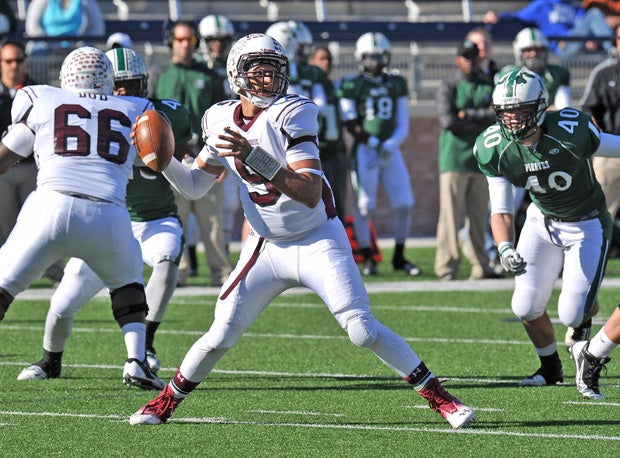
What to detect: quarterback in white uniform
<box><xmin>0</xmin><ymin>47</ymin><xmax>164</xmax><ymax>390</ymax></box>
<box><xmin>130</xmin><ymin>34</ymin><xmax>475</xmax><ymax>429</ymax></box>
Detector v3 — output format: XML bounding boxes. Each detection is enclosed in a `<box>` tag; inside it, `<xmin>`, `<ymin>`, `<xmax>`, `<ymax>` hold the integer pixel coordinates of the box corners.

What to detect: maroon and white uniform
<box><xmin>0</xmin><ymin>85</ymin><xmax>152</xmax><ymax>296</ymax></box>
<box><xmin>175</xmin><ymin>94</ymin><xmax>423</xmax><ymax>382</ymax></box>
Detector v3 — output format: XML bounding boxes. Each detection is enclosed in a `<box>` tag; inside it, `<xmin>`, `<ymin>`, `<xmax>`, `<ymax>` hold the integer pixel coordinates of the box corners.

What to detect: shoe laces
<box><xmin>142</xmin><ymin>386</ymin><xmax>180</xmax><ymax>420</ymax></box>
<box><xmin>583</xmin><ymin>352</ymin><xmax>610</xmax><ymax>392</ymax></box>
<box><xmin>419</xmin><ymin>378</ymin><xmax>460</xmax><ymax>414</ymax></box>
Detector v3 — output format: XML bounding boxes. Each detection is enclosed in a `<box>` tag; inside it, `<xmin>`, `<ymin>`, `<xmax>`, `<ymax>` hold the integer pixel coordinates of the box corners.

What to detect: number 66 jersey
<box><xmin>11</xmin><ymin>85</ymin><xmax>152</xmax><ymax>206</ymax></box>
<box><xmin>474</xmin><ymin>108</ymin><xmax>607</xmax><ymax>222</ymax></box>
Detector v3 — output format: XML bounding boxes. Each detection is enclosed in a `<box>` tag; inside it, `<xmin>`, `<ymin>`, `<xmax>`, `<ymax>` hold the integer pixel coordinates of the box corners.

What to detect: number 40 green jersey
<box><xmin>474</xmin><ymin>108</ymin><xmax>607</xmax><ymax>221</ymax></box>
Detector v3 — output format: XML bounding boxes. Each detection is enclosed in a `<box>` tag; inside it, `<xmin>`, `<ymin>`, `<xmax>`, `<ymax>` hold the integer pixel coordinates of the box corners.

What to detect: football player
<box><xmin>570</xmin><ymin>306</ymin><xmax>618</xmax><ymax>399</ymax></box>
<box><xmin>496</xmin><ymin>27</ymin><xmax>571</xmax><ymax>110</ymax></box>
<box><xmin>474</xmin><ymin>68</ymin><xmax>620</xmax><ymax>387</ymax></box>
<box><xmin>17</xmin><ymin>47</ymin><xmax>192</xmax><ymax>384</ymax></box>
<box><xmin>198</xmin><ymin>14</ymin><xmax>241</xmax><ymax>250</ymax></box>
<box><xmin>338</xmin><ymin>32</ymin><xmax>421</xmax><ymax>277</ymax></box>
<box><xmin>267</xmin><ymin>20</ymin><xmax>347</xmax><ymax>222</ymax></box>
<box><xmin>0</xmin><ymin>46</ymin><xmax>164</xmax><ymax>389</ymax></box>
<box><xmin>129</xmin><ymin>33</ymin><xmax>475</xmax><ymax>429</ymax></box>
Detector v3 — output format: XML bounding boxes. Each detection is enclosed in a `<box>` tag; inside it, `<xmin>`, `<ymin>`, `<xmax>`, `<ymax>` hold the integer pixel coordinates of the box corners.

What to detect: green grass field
<box><xmin>1</xmin><ymin>247</ymin><xmax>619</xmax><ymax>457</ymax></box>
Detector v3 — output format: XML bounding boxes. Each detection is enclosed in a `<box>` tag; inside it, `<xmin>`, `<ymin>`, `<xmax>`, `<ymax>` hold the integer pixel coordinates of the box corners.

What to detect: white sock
<box><xmin>535</xmin><ymin>342</ymin><xmax>557</xmax><ymax>357</ymax></box>
<box><xmin>122</xmin><ymin>322</ymin><xmax>146</xmax><ymax>361</ymax></box>
<box><xmin>587</xmin><ymin>329</ymin><xmax>618</xmax><ymax>358</ymax></box>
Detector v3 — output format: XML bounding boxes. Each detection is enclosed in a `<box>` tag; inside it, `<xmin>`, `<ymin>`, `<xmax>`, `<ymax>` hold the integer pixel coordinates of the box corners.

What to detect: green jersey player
<box><xmin>338</xmin><ymin>32</ymin><xmax>421</xmax><ymax>277</ymax></box>
<box><xmin>266</xmin><ymin>21</ymin><xmax>348</xmax><ymax>222</ymax></box>
<box><xmin>495</xmin><ymin>27</ymin><xmax>571</xmax><ymax>110</ymax></box>
<box><xmin>474</xmin><ymin>68</ymin><xmax>614</xmax><ymax>387</ymax></box>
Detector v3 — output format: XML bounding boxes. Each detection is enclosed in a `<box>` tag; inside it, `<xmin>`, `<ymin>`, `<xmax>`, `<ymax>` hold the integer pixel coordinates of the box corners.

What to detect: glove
<box><xmin>498</xmin><ymin>241</ymin><xmax>527</xmax><ymax>275</ymax></box>
<box><xmin>378</xmin><ymin>138</ymin><xmax>399</xmax><ymax>160</ymax></box>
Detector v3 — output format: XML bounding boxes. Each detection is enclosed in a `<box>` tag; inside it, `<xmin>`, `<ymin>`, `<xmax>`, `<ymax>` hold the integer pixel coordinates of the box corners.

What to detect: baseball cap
<box><xmin>457</xmin><ymin>39</ymin><xmax>479</xmax><ymax>59</ymax></box>
<box><xmin>106</xmin><ymin>33</ymin><xmax>133</xmax><ymax>50</ymax></box>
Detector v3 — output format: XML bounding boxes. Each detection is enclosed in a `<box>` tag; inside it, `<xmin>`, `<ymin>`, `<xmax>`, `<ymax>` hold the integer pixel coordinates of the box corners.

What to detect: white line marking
<box><xmin>248</xmin><ymin>410</ymin><xmax>345</xmax><ymax>417</ymax></box>
<box><xmin>564</xmin><ymin>400</ymin><xmax>620</xmax><ymax>407</ymax></box>
<box><xmin>407</xmin><ymin>405</ymin><xmax>505</xmax><ymax>412</ymax></box>
<box><xmin>1</xmin><ymin>410</ymin><xmax>620</xmax><ymax>440</ymax></box>
<box><xmin>0</xmin><ymin>324</ymin><xmax>532</xmax><ymax>345</ymax></box>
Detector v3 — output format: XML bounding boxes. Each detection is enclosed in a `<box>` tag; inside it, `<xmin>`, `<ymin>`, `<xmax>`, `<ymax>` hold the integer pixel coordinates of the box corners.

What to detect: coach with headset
<box><xmin>148</xmin><ymin>20</ymin><xmax>232</xmax><ymax>287</ymax></box>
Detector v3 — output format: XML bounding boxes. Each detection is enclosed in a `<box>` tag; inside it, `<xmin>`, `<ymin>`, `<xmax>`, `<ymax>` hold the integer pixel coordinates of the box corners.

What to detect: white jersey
<box><xmin>10</xmin><ymin>85</ymin><xmax>152</xmax><ymax>206</ymax></box>
<box><xmin>202</xmin><ymin>94</ymin><xmax>337</xmax><ymax>240</ymax></box>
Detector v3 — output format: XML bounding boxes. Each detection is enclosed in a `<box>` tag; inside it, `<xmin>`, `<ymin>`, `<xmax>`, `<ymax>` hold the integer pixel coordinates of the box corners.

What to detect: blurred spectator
<box><xmin>25</xmin><ymin>0</ymin><xmax>105</xmax><ymax>55</ymax></box>
<box><xmin>466</xmin><ymin>27</ymin><xmax>499</xmax><ymax>78</ymax></box>
<box><xmin>484</xmin><ymin>0</ymin><xmax>612</xmax><ymax>57</ymax></box>
<box><xmin>582</xmin><ymin>0</ymin><xmax>620</xmax><ymax>28</ymax></box>
<box><xmin>434</xmin><ymin>39</ymin><xmax>501</xmax><ymax>281</ymax></box>
<box><xmin>580</xmin><ymin>23</ymin><xmax>620</xmax><ymax>253</ymax></box>
<box><xmin>148</xmin><ymin>20</ymin><xmax>231</xmax><ymax>287</ymax></box>
<box><xmin>106</xmin><ymin>32</ymin><xmax>132</xmax><ymax>50</ymax></box>
<box><xmin>0</xmin><ymin>40</ymin><xmax>64</xmax><ymax>283</ymax></box>
<box><xmin>0</xmin><ymin>0</ymin><xmax>17</xmax><ymax>39</ymax></box>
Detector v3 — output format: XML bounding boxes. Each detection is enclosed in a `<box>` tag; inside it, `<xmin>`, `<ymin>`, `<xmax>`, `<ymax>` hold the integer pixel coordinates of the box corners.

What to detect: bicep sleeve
<box><xmin>488</xmin><ymin>176</ymin><xmax>515</xmax><ymax>215</ymax></box>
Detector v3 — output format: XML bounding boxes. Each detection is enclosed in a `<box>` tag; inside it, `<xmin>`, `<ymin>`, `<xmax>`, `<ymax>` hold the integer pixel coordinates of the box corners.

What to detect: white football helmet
<box><xmin>105</xmin><ymin>47</ymin><xmax>148</xmax><ymax>97</ymax></box>
<box><xmin>354</xmin><ymin>32</ymin><xmax>391</xmax><ymax>75</ymax></box>
<box><xmin>291</xmin><ymin>21</ymin><xmax>313</xmax><ymax>63</ymax></box>
<box><xmin>60</xmin><ymin>46</ymin><xmax>114</xmax><ymax>95</ymax></box>
<box><xmin>513</xmin><ymin>27</ymin><xmax>550</xmax><ymax>73</ymax></box>
<box><xmin>265</xmin><ymin>21</ymin><xmax>299</xmax><ymax>62</ymax></box>
<box><xmin>493</xmin><ymin>68</ymin><xmax>548</xmax><ymax>140</ymax></box>
<box><xmin>226</xmin><ymin>33</ymin><xmax>289</xmax><ymax>108</ymax></box>
<box><xmin>198</xmin><ymin>14</ymin><xmax>235</xmax><ymax>59</ymax></box>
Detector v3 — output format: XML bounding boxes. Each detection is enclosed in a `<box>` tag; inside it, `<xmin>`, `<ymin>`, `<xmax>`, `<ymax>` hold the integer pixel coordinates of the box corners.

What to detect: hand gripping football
<box><xmin>133</xmin><ymin>109</ymin><xmax>174</xmax><ymax>172</ymax></box>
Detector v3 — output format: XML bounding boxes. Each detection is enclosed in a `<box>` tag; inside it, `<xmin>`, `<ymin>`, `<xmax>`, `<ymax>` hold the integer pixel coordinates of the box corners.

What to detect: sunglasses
<box><xmin>173</xmin><ymin>36</ymin><xmax>197</xmax><ymax>46</ymax></box>
<box><xmin>2</xmin><ymin>57</ymin><xmax>25</xmax><ymax>64</ymax></box>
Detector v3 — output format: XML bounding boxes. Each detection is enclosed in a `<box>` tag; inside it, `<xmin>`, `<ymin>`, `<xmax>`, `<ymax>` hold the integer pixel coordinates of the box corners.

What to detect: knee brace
<box><xmin>0</xmin><ymin>287</ymin><xmax>14</xmax><ymax>321</ymax></box>
<box><xmin>346</xmin><ymin>314</ymin><xmax>378</xmax><ymax>348</ymax></box>
<box><xmin>110</xmin><ymin>283</ymin><xmax>148</xmax><ymax>327</ymax></box>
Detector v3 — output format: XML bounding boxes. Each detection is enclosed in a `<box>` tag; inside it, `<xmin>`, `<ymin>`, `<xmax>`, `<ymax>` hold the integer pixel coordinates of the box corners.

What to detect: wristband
<box><xmin>497</xmin><ymin>241</ymin><xmax>514</xmax><ymax>255</ymax></box>
<box><xmin>243</xmin><ymin>146</ymin><xmax>281</xmax><ymax>181</ymax></box>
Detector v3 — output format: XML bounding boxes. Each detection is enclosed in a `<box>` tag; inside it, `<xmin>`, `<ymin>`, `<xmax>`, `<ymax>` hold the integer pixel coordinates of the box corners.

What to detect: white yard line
<box><xmin>1</xmin><ymin>410</ymin><xmax>619</xmax><ymax>441</ymax></box>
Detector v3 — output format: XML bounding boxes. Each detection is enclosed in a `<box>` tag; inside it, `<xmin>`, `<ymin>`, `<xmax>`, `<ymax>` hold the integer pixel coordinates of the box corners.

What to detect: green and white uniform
<box><xmin>290</xmin><ymin>62</ymin><xmax>347</xmax><ymax>220</ymax></box>
<box><xmin>338</xmin><ymin>72</ymin><xmax>413</xmax><ymax>248</ymax></box>
<box><xmin>496</xmin><ymin>64</ymin><xmax>571</xmax><ymax>108</ymax></box>
<box><xmin>474</xmin><ymin>108</ymin><xmax>611</xmax><ymax>327</ymax></box>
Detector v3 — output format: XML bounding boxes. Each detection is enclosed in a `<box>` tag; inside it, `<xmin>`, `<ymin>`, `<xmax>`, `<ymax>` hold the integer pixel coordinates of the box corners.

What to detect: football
<box><xmin>133</xmin><ymin>109</ymin><xmax>174</xmax><ymax>172</ymax></box>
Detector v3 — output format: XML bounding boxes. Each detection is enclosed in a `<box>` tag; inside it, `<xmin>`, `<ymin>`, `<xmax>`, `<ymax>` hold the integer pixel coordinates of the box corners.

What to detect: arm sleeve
<box><xmin>553</xmin><ymin>86</ymin><xmax>571</xmax><ymax>109</ymax></box>
<box><xmin>1</xmin><ymin>123</ymin><xmax>35</xmax><ymax>158</ymax></box>
<box><xmin>487</xmin><ymin>176</ymin><xmax>515</xmax><ymax>215</ymax></box>
<box><xmin>387</xmin><ymin>96</ymin><xmax>409</xmax><ymax>146</ymax></box>
<box><xmin>339</xmin><ymin>97</ymin><xmax>358</xmax><ymax>122</ymax></box>
<box><xmin>312</xmin><ymin>83</ymin><xmax>328</xmax><ymax>115</ymax></box>
<box><xmin>594</xmin><ymin>132</ymin><xmax>620</xmax><ymax>157</ymax></box>
<box><xmin>162</xmin><ymin>157</ymin><xmax>218</xmax><ymax>200</ymax></box>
